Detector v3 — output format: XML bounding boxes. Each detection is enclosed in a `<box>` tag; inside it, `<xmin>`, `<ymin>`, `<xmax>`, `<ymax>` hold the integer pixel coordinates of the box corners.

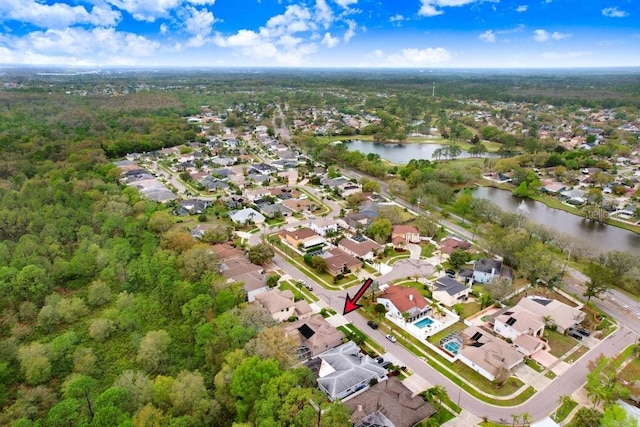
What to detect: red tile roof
<box><xmin>379</xmin><ymin>286</ymin><xmax>428</xmax><ymax>313</ymax></box>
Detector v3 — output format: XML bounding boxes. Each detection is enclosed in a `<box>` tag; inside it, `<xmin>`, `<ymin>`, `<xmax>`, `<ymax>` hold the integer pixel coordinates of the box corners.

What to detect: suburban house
<box><xmin>282</xmin><ymin>198</ymin><xmax>317</xmax><ymax>213</ymax></box>
<box><xmin>236</xmin><ymin>270</ymin><xmax>269</xmax><ymax>303</ymax></box>
<box><xmin>338</xmin><ymin>235</ymin><xmax>383</xmax><ymax>260</ymax></box>
<box><xmin>313</xmin><ymin>341</ymin><xmax>387</xmax><ymax>401</ymax></box>
<box><xmin>309</xmin><ymin>218</ymin><xmax>340</xmax><ymax>236</ymax></box>
<box><xmin>377</xmin><ymin>286</ymin><xmax>430</xmax><ymax>323</ymax></box>
<box><xmin>391</xmin><ymin>225</ymin><xmax>421</xmax><ymax>243</ymax></box>
<box><xmin>336</xmin><ymin>181</ymin><xmax>362</xmax><ymax>197</ymax></box>
<box><xmin>220</xmin><ymin>257</ymin><xmax>264</xmax><ymax>282</ymax></box>
<box><xmin>457</xmin><ymin>326</ymin><xmax>524</xmax><ymax>382</ymax></box>
<box><xmin>344</xmin><ymin>377</ymin><xmax>435</xmax><ymax>427</ymax></box>
<box><xmin>432</xmin><ymin>277</ymin><xmax>470</xmax><ymax>307</ymax></box>
<box><xmin>258</xmin><ymin>203</ymin><xmax>293</xmax><ymax>218</ymax></box>
<box><xmin>517</xmin><ymin>296</ymin><xmax>585</xmax><ymax>333</ymax></box>
<box><xmin>439</xmin><ymin>237</ymin><xmax>472</xmax><ymax>255</ymax></box>
<box><xmin>492</xmin><ymin>306</ymin><xmax>546</xmax><ymax>356</ymax></box>
<box><xmin>229</xmin><ymin>207</ymin><xmax>266</xmax><ymax>225</ymax></box>
<box><xmin>255</xmin><ymin>289</ymin><xmax>313</xmax><ymax>322</ymax></box>
<box><xmin>472</xmin><ymin>258</ymin><xmax>513</xmax><ymax>284</ymax></box>
<box><xmin>279</xmin><ymin>227</ymin><xmax>326</xmax><ymax>251</ymax></box>
<box><xmin>244</xmin><ymin>188</ymin><xmax>272</xmax><ymax>202</ymax></box>
<box><xmin>323</xmin><ymin>248</ymin><xmax>362</xmax><ymax>277</ymax></box>
<box><xmin>174</xmin><ymin>199</ymin><xmax>210</xmax><ymax>215</ymax></box>
<box><xmin>284</xmin><ymin>314</ymin><xmax>345</xmax><ymax>359</ymax></box>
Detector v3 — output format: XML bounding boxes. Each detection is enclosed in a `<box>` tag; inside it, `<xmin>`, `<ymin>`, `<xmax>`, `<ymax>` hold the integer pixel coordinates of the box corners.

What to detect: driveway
<box><xmin>378</xmin><ymin>259</ymin><xmax>435</xmax><ymax>284</ymax></box>
<box><xmin>406</xmin><ymin>242</ymin><xmax>421</xmax><ymax>259</ymax></box>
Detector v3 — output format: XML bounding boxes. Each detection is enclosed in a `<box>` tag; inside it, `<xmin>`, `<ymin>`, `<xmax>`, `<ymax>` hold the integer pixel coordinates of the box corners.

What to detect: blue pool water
<box><xmin>443</xmin><ymin>341</ymin><xmax>461</xmax><ymax>354</ymax></box>
<box><xmin>414</xmin><ymin>317</ymin><xmax>434</xmax><ymax>329</ymax></box>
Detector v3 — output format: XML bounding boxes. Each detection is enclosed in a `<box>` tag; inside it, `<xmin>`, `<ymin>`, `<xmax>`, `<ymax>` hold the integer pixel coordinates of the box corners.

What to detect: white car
<box><xmin>385</xmin><ymin>334</ymin><xmax>397</xmax><ymax>343</ymax></box>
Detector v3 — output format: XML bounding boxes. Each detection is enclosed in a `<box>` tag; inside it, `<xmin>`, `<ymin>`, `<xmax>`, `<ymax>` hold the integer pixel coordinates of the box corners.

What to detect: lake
<box><xmin>344</xmin><ymin>140</ymin><xmax>500</xmax><ymax>163</ymax></box>
<box><xmin>472</xmin><ymin>186</ymin><xmax>640</xmax><ymax>255</ymax></box>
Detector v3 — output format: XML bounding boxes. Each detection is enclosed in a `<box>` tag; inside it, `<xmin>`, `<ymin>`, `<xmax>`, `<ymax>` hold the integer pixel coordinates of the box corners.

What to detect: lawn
<box><xmin>551</xmin><ymin>399</ymin><xmax>578</xmax><ymax>423</ymax></box>
<box><xmin>393</xmin><ymin>280</ymin><xmax>431</xmax><ymax>298</ymax></box>
<box><xmin>420</xmin><ymin>243</ymin><xmax>435</xmax><ymax>258</ymax></box>
<box><xmin>544</xmin><ymin>330</ymin><xmax>579</xmax><ymax>358</ymax></box>
<box><xmin>619</xmin><ymin>356</ymin><xmax>640</xmax><ymax>384</ymax></box>
<box><xmin>459</xmin><ymin>300</ymin><xmax>481</xmax><ymax>319</ymax></box>
<box><xmin>278</xmin><ymin>280</ymin><xmax>319</xmax><ymax>303</ymax></box>
<box><xmin>565</xmin><ymin>345</ymin><xmax>589</xmax><ymax>364</ymax></box>
<box><xmin>525</xmin><ymin>358</ymin><xmax>544</xmax><ymax>373</ymax></box>
<box><xmin>337</xmin><ymin>324</ymin><xmax>385</xmax><ymax>355</ymax></box>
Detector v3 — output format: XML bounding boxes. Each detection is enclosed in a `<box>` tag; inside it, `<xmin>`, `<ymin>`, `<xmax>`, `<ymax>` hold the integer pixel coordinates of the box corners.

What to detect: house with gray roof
<box><xmin>229</xmin><ymin>208</ymin><xmax>265</xmax><ymax>225</ymax></box>
<box><xmin>472</xmin><ymin>258</ymin><xmax>512</xmax><ymax>284</ymax></box>
<box><xmin>432</xmin><ymin>276</ymin><xmax>470</xmax><ymax>307</ymax></box>
<box><xmin>315</xmin><ymin>341</ymin><xmax>387</xmax><ymax>401</ymax></box>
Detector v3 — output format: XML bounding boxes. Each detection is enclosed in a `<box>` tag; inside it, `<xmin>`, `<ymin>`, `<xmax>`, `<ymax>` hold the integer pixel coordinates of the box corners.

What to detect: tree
<box><xmin>248</xmin><ymin>243</ymin><xmax>274</xmax><ymax>265</ymax></box>
<box><xmin>46</xmin><ymin>399</ymin><xmax>86</xmax><ymax>427</ymax></box>
<box><xmin>62</xmin><ymin>374</ymin><xmax>99</xmax><ymax>420</ymax></box>
<box><xmin>361</xmin><ymin>178</ymin><xmax>380</xmax><ymax>193</ymax></box>
<box><xmin>14</xmin><ymin>264</ymin><xmax>53</xmax><ymax>305</ymax></box>
<box><xmin>89</xmin><ymin>318</ymin><xmax>114</xmax><ymax>342</ymax></box>
<box><xmin>484</xmin><ymin>276</ymin><xmax>514</xmax><ymax>302</ymax></box>
<box><xmin>422</xmin><ymin>385</ymin><xmax>448</xmax><ymax>407</ymax></box>
<box><xmin>137</xmin><ymin>330</ymin><xmax>172</xmax><ymax>374</ymax></box>
<box><xmin>229</xmin><ymin>356</ymin><xmax>282</xmax><ymax>421</ymax></box>
<box><xmin>374</xmin><ymin>303</ymin><xmax>387</xmax><ymax>320</ymax></box>
<box><xmin>448</xmin><ymin>249</ymin><xmax>470</xmax><ymax>270</ymax></box>
<box><xmin>584</xmin><ymin>263</ymin><xmax>612</xmax><ymax>303</ymax></box>
<box><xmin>86</xmin><ymin>280</ymin><xmax>112</xmax><ymax>307</ymax></box>
<box><xmin>572</xmin><ymin>407</ymin><xmax>602</xmax><ymax>427</ymax></box>
<box><xmin>366</xmin><ymin>218</ymin><xmax>392</xmax><ymax>244</ymax></box>
<box><xmin>113</xmin><ymin>370</ymin><xmax>153</xmax><ymax>412</ymax></box>
<box><xmin>244</xmin><ymin>325</ymin><xmax>300</xmax><ymax>368</ymax></box>
<box><xmin>312</xmin><ymin>255</ymin><xmax>328</xmax><ymax>273</ymax></box>
<box><xmin>601</xmin><ymin>404</ymin><xmax>638</xmax><ymax>427</ymax></box>
<box><xmin>73</xmin><ymin>346</ymin><xmax>97</xmax><ymax>375</ymax></box>
<box><xmin>454</xmin><ymin>189</ymin><xmax>473</xmax><ymax>223</ymax></box>
<box><xmin>512</xmin><ymin>181</ymin><xmax>530</xmax><ymax>198</ymax></box>
<box><xmin>266</xmin><ymin>274</ymin><xmax>280</xmax><ymax>288</ymax></box>
<box><xmin>170</xmin><ymin>370</ymin><xmax>209</xmax><ymax>417</ymax></box>
<box><xmin>179</xmin><ymin>244</ymin><xmax>220</xmax><ymax>281</ymax></box>
<box><xmin>516</xmin><ymin>242</ymin><xmax>561</xmax><ymax>287</ymax></box>
<box><xmin>17</xmin><ymin>342</ymin><xmax>51</xmax><ymax>385</ymax></box>
<box><xmin>586</xmin><ymin>356</ymin><xmax>631</xmax><ymax>409</ymax></box>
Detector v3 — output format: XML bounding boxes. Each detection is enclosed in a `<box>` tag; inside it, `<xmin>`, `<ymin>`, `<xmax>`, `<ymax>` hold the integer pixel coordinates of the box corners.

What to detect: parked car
<box><xmin>576</xmin><ymin>328</ymin><xmax>591</xmax><ymax>337</ymax></box>
<box><xmin>375</xmin><ymin>356</ymin><xmax>384</xmax><ymax>364</ymax></box>
<box><xmin>381</xmin><ymin>361</ymin><xmax>392</xmax><ymax>369</ymax></box>
<box><xmin>568</xmin><ymin>332</ymin><xmax>583</xmax><ymax>341</ymax></box>
<box><xmin>385</xmin><ymin>334</ymin><xmax>397</xmax><ymax>343</ymax></box>
<box><xmin>445</xmin><ymin>269</ymin><xmax>456</xmax><ymax>277</ymax></box>
<box><xmin>367</xmin><ymin>321</ymin><xmax>379</xmax><ymax>329</ymax></box>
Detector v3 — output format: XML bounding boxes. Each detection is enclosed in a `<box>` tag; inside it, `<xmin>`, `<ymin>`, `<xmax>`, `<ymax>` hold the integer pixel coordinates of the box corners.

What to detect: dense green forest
<box><xmin>0</xmin><ymin>81</ymin><xmax>352</xmax><ymax>426</ymax></box>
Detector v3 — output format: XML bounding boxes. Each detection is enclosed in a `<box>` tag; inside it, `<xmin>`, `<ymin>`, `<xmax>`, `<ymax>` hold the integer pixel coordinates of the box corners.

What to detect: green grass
<box><xmin>552</xmin><ymin>399</ymin><xmax>578</xmax><ymax>423</ymax></box>
<box><xmin>459</xmin><ymin>301</ymin><xmax>481</xmax><ymax>319</ymax></box>
<box><xmin>278</xmin><ymin>280</ymin><xmax>319</xmax><ymax>303</ymax></box>
<box><xmin>525</xmin><ymin>358</ymin><xmax>544</xmax><ymax>373</ymax></box>
<box><xmin>337</xmin><ymin>324</ymin><xmax>385</xmax><ymax>355</ymax></box>
<box><xmin>565</xmin><ymin>345</ymin><xmax>589</xmax><ymax>364</ymax></box>
<box><xmin>544</xmin><ymin>330</ymin><xmax>579</xmax><ymax>358</ymax></box>
<box><xmin>428</xmin><ymin>322</ymin><xmax>467</xmax><ymax>345</ymax></box>
<box><xmin>420</xmin><ymin>243</ymin><xmax>435</xmax><ymax>258</ymax></box>
<box><xmin>545</xmin><ymin>371</ymin><xmax>557</xmax><ymax>379</ymax></box>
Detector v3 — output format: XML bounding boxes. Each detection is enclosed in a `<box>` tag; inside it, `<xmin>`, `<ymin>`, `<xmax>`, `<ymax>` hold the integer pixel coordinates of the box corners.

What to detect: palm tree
<box><xmin>423</xmin><ymin>385</ymin><xmax>448</xmax><ymax>407</ymax></box>
<box><xmin>511</xmin><ymin>414</ymin><xmax>519</xmax><ymax>427</ymax></box>
<box><xmin>520</xmin><ymin>412</ymin><xmax>532</xmax><ymax>426</ymax></box>
<box><xmin>430</xmin><ymin>301</ymin><xmax>445</xmax><ymax>320</ymax></box>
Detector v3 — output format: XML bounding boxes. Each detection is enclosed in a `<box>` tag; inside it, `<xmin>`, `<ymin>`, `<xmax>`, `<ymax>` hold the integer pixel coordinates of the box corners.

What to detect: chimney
<box><xmin>357</xmin><ymin>404</ymin><xmax>363</xmax><ymax>412</ymax></box>
<box><xmin>409</xmin><ymin>294</ymin><xmax>414</xmax><ymax>301</ymax></box>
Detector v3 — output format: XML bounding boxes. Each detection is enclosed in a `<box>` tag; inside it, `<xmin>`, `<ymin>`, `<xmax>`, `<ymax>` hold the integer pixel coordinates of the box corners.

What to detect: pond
<box><xmin>472</xmin><ymin>186</ymin><xmax>640</xmax><ymax>255</ymax></box>
<box><xmin>343</xmin><ymin>139</ymin><xmax>500</xmax><ymax>163</ymax></box>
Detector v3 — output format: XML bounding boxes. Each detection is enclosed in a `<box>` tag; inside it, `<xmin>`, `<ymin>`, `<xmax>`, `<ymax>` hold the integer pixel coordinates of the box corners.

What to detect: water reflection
<box><xmin>343</xmin><ymin>140</ymin><xmax>500</xmax><ymax>163</ymax></box>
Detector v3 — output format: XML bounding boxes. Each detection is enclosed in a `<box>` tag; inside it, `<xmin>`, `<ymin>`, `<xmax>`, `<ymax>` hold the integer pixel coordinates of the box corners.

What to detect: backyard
<box><xmin>544</xmin><ymin>329</ymin><xmax>580</xmax><ymax>358</ymax></box>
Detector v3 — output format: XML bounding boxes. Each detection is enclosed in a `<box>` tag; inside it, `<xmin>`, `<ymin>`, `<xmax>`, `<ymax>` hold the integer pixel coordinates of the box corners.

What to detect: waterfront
<box><xmin>344</xmin><ymin>140</ymin><xmax>500</xmax><ymax>163</ymax></box>
<box><xmin>472</xmin><ymin>186</ymin><xmax>640</xmax><ymax>255</ymax></box>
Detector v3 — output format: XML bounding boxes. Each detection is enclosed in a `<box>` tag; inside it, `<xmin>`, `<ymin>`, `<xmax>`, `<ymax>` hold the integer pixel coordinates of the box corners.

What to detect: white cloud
<box><xmin>515</xmin><ymin>5</ymin><xmax>527</xmax><ymax>12</ymax></box>
<box><xmin>322</xmin><ymin>32</ymin><xmax>340</xmax><ymax>48</ymax></box>
<box><xmin>0</xmin><ymin>0</ymin><xmax>122</xmax><ymax>29</ymax></box>
<box><xmin>315</xmin><ymin>0</ymin><xmax>334</xmax><ymax>29</ymax></box>
<box><xmin>373</xmin><ymin>49</ymin><xmax>384</xmax><ymax>58</ymax></box>
<box><xmin>183</xmin><ymin>6</ymin><xmax>215</xmax><ymax>37</ymax></box>
<box><xmin>479</xmin><ymin>30</ymin><xmax>495</xmax><ymax>42</ymax></box>
<box><xmin>333</xmin><ymin>0</ymin><xmax>358</xmax><ymax>7</ymax></box>
<box><xmin>160</xmin><ymin>23</ymin><xmax>168</xmax><ymax>34</ymax></box>
<box><xmin>1</xmin><ymin>27</ymin><xmax>159</xmax><ymax>65</ymax></box>
<box><xmin>418</xmin><ymin>0</ymin><xmax>480</xmax><ymax>17</ymax></box>
<box><xmin>343</xmin><ymin>19</ymin><xmax>357</xmax><ymax>42</ymax></box>
<box><xmin>534</xmin><ymin>29</ymin><xmax>571</xmax><ymax>42</ymax></box>
<box><xmin>389</xmin><ymin>14</ymin><xmax>404</xmax><ymax>23</ymax></box>
<box><xmin>386</xmin><ymin>47</ymin><xmax>451</xmax><ymax>66</ymax></box>
<box><xmin>602</xmin><ymin>7</ymin><xmax>628</xmax><ymax>18</ymax></box>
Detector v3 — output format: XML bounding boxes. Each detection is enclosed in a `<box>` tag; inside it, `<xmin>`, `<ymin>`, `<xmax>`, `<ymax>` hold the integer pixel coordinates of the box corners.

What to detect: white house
<box><xmin>255</xmin><ymin>289</ymin><xmax>312</xmax><ymax>322</ymax></box>
<box><xmin>309</xmin><ymin>218</ymin><xmax>340</xmax><ymax>236</ymax></box>
<box><xmin>457</xmin><ymin>326</ymin><xmax>524</xmax><ymax>381</ymax></box>
<box><xmin>229</xmin><ymin>208</ymin><xmax>266</xmax><ymax>225</ymax></box>
<box><xmin>316</xmin><ymin>341</ymin><xmax>387</xmax><ymax>401</ymax></box>
<box><xmin>432</xmin><ymin>277</ymin><xmax>470</xmax><ymax>308</ymax></box>
<box><xmin>377</xmin><ymin>286</ymin><xmax>430</xmax><ymax>322</ymax></box>
<box><xmin>472</xmin><ymin>258</ymin><xmax>512</xmax><ymax>284</ymax></box>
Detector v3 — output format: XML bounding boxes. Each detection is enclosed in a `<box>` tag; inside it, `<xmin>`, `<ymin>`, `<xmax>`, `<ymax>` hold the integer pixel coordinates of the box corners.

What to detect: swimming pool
<box><xmin>443</xmin><ymin>340</ymin><xmax>461</xmax><ymax>354</ymax></box>
<box><xmin>413</xmin><ymin>317</ymin><xmax>434</xmax><ymax>329</ymax></box>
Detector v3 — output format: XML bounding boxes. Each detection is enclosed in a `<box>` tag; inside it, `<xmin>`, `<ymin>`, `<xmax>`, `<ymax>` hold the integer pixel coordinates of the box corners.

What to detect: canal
<box><xmin>472</xmin><ymin>186</ymin><xmax>640</xmax><ymax>255</ymax></box>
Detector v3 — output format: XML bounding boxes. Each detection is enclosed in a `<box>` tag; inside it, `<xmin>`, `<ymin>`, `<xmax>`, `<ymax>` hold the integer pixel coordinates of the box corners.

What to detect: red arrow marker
<box><xmin>343</xmin><ymin>278</ymin><xmax>373</xmax><ymax>315</ymax></box>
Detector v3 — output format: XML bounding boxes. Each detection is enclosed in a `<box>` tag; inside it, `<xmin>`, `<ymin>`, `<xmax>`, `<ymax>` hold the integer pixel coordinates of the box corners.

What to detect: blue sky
<box><xmin>0</xmin><ymin>0</ymin><xmax>638</xmax><ymax>68</ymax></box>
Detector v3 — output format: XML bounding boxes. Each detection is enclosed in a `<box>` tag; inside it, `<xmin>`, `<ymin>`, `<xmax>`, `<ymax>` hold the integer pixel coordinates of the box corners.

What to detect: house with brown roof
<box><xmin>377</xmin><ymin>286</ymin><xmax>430</xmax><ymax>323</ymax></box>
<box><xmin>439</xmin><ymin>237</ymin><xmax>472</xmax><ymax>255</ymax></box>
<box><xmin>255</xmin><ymin>289</ymin><xmax>312</xmax><ymax>322</ymax></box>
<box><xmin>457</xmin><ymin>326</ymin><xmax>524</xmax><ymax>382</ymax></box>
<box><xmin>391</xmin><ymin>225</ymin><xmax>421</xmax><ymax>243</ymax></box>
<box><xmin>324</xmin><ymin>248</ymin><xmax>362</xmax><ymax>277</ymax></box>
<box><xmin>344</xmin><ymin>377</ymin><xmax>435</xmax><ymax>427</ymax></box>
<box><xmin>279</xmin><ymin>227</ymin><xmax>326</xmax><ymax>251</ymax></box>
<box><xmin>284</xmin><ymin>314</ymin><xmax>345</xmax><ymax>359</ymax></box>
<box><xmin>282</xmin><ymin>198</ymin><xmax>317</xmax><ymax>213</ymax></box>
<box><xmin>338</xmin><ymin>236</ymin><xmax>383</xmax><ymax>260</ymax></box>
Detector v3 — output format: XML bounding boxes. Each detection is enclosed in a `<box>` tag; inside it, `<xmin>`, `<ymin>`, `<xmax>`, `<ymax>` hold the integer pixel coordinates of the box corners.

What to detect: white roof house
<box><xmin>229</xmin><ymin>208</ymin><xmax>266</xmax><ymax>225</ymax></box>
